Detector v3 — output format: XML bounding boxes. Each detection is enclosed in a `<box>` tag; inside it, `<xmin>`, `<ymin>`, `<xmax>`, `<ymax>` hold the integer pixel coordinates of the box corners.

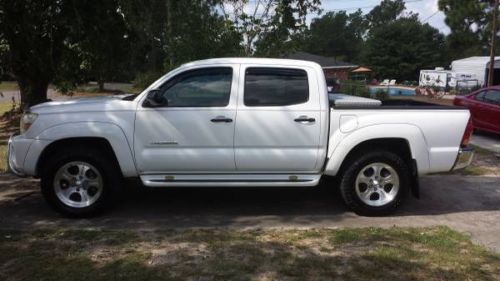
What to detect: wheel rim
<box><xmin>53</xmin><ymin>161</ymin><xmax>103</xmax><ymax>208</ymax></box>
<box><xmin>354</xmin><ymin>162</ymin><xmax>400</xmax><ymax>207</ymax></box>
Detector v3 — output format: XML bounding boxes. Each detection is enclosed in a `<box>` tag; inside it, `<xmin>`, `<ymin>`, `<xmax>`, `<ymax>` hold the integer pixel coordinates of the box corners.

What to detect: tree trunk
<box><xmin>98</xmin><ymin>78</ymin><xmax>105</xmax><ymax>92</ymax></box>
<box><xmin>18</xmin><ymin>79</ymin><xmax>49</xmax><ymax>109</ymax></box>
<box><xmin>166</xmin><ymin>0</ymin><xmax>175</xmax><ymax>69</ymax></box>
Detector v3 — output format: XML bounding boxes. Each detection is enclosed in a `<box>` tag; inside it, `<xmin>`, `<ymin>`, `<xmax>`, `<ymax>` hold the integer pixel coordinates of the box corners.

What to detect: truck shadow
<box><xmin>0</xmin><ymin>174</ymin><xmax>499</xmax><ymax>229</ymax></box>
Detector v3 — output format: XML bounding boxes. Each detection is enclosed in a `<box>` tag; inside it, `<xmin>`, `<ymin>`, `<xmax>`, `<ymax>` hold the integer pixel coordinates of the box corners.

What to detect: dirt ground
<box><xmin>1</xmin><ymin>172</ymin><xmax>500</xmax><ymax>253</ymax></box>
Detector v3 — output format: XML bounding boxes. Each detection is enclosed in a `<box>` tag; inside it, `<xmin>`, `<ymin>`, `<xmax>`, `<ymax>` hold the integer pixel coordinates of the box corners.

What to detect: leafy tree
<box><xmin>0</xmin><ymin>1</ymin><xmax>73</xmax><ymax>107</ymax></box>
<box><xmin>167</xmin><ymin>0</ymin><xmax>243</xmax><ymax>68</ymax></box>
<box><xmin>121</xmin><ymin>0</ymin><xmax>243</xmax><ymax>87</ymax></box>
<box><xmin>366</xmin><ymin>0</ymin><xmax>406</xmax><ymax>28</ymax></box>
<box><xmin>438</xmin><ymin>0</ymin><xmax>492</xmax><ymax>59</ymax></box>
<box><xmin>305</xmin><ymin>10</ymin><xmax>366</xmax><ymax>62</ymax></box>
<box><xmin>0</xmin><ymin>0</ymin><xmax>130</xmax><ymax>106</ymax></box>
<box><xmin>221</xmin><ymin>0</ymin><xmax>321</xmax><ymax>56</ymax></box>
<box><xmin>72</xmin><ymin>0</ymin><xmax>130</xmax><ymax>91</ymax></box>
<box><xmin>362</xmin><ymin>16</ymin><xmax>446</xmax><ymax>81</ymax></box>
<box><xmin>119</xmin><ymin>0</ymin><xmax>169</xmax><ymax>75</ymax></box>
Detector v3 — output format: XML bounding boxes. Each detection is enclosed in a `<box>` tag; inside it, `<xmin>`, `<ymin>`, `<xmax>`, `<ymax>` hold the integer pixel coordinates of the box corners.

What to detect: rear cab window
<box><xmin>244</xmin><ymin>67</ymin><xmax>309</xmax><ymax>106</ymax></box>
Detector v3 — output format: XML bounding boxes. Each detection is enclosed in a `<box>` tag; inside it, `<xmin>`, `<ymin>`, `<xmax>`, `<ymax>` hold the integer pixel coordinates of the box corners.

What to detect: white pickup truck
<box><xmin>8</xmin><ymin>58</ymin><xmax>474</xmax><ymax>217</ymax></box>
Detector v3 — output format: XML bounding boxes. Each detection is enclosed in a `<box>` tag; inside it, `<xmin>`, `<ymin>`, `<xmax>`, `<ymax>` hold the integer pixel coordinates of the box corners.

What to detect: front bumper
<box><xmin>7</xmin><ymin>133</ymin><xmax>26</xmax><ymax>177</ymax></box>
<box><xmin>451</xmin><ymin>147</ymin><xmax>474</xmax><ymax>171</ymax></box>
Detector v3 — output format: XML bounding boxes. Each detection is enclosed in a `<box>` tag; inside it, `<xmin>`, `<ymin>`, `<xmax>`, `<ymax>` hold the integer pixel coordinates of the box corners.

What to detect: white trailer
<box><xmin>451</xmin><ymin>56</ymin><xmax>500</xmax><ymax>86</ymax></box>
<box><xmin>419</xmin><ymin>68</ymin><xmax>478</xmax><ymax>91</ymax></box>
<box><xmin>419</xmin><ymin>69</ymin><xmax>449</xmax><ymax>88</ymax></box>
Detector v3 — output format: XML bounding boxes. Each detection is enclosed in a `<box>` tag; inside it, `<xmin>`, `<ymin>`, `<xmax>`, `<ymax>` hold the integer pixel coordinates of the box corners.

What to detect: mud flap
<box><xmin>411</xmin><ymin>159</ymin><xmax>420</xmax><ymax>199</ymax></box>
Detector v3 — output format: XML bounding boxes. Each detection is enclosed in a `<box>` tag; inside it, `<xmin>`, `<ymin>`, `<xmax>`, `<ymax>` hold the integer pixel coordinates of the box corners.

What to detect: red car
<box><xmin>454</xmin><ymin>87</ymin><xmax>500</xmax><ymax>134</ymax></box>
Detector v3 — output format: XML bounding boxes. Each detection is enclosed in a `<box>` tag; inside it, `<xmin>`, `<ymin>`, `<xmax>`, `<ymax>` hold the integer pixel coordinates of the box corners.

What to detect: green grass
<box><xmin>0</xmin><ymin>226</ymin><xmax>498</xmax><ymax>281</ymax></box>
<box><xmin>0</xmin><ymin>102</ymin><xmax>16</xmax><ymax>115</ymax></box>
<box><xmin>0</xmin><ymin>144</ymin><xmax>6</xmax><ymax>171</ymax></box>
<box><xmin>76</xmin><ymin>83</ymin><xmax>142</xmax><ymax>94</ymax></box>
<box><xmin>470</xmin><ymin>144</ymin><xmax>495</xmax><ymax>156</ymax></box>
<box><xmin>0</xmin><ymin>81</ymin><xmax>18</xmax><ymax>91</ymax></box>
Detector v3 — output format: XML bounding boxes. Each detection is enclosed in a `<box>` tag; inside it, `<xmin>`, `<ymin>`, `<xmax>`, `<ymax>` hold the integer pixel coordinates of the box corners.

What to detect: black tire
<box><xmin>40</xmin><ymin>146</ymin><xmax>122</xmax><ymax>218</ymax></box>
<box><xmin>339</xmin><ymin>150</ymin><xmax>410</xmax><ymax>216</ymax></box>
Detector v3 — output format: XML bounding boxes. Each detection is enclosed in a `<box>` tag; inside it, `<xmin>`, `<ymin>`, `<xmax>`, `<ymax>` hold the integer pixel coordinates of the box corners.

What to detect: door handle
<box><xmin>294</xmin><ymin>116</ymin><xmax>315</xmax><ymax>123</ymax></box>
<box><xmin>211</xmin><ymin>116</ymin><xmax>233</xmax><ymax>123</ymax></box>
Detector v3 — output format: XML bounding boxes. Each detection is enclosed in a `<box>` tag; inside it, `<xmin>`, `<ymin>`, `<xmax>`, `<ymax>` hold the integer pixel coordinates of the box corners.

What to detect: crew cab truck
<box><xmin>8</xmin><ymin>58</ymin><xmax>474</xmax><ymax>217</ymax></box>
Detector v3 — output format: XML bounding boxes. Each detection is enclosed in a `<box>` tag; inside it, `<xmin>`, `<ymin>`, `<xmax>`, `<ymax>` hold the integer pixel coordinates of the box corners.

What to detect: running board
<box><xmin>140</xmin><ymin>174</ymin><xmax>321</xmax><ymax>187</ymax></box>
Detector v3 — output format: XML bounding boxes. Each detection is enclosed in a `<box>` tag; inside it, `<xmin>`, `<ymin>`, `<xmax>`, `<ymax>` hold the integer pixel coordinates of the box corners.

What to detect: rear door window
<box><xmin>475</xmin><ymin>91</ymin><xmax>486</xmax><ymax>101</ymax></box>
<box><xmin>484</xmin><ymin>90</ymin><xmax>500</xmax><ymax>106</ymax></box>
<box><xmin>244</xmin><ymin>68</ymin><xmax>309</xmax><ymax>106</ymax></box>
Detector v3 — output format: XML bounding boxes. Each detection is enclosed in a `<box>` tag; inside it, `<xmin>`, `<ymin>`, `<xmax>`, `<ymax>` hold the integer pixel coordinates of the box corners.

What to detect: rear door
<box><xmin>234</xmin><ymin>65</ymin><xmax>322</xmax><ymax>172</ymax></box>
<box><xmin>469</xmin><ymin>90</ymin><xmax>489</xmax><ymax>129</ymax></box>
<box><xmin>481</xmin><ymin>90</ymin><xmax>500</xmax><ymax>132</ymax></box>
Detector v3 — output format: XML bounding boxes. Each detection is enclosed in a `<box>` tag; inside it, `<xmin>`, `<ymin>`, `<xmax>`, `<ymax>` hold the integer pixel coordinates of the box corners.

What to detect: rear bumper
<box><xmin>451</xmin><ymin>147</ymin><xmax>474</xmax><ymax>171</ymax></box>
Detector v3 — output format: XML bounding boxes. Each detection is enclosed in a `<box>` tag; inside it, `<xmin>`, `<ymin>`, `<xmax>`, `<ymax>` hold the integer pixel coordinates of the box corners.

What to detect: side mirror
<box><xmin>144</xmin><ymin>89</ymin><xmax>167</xmax><ymax>107</ymax></box>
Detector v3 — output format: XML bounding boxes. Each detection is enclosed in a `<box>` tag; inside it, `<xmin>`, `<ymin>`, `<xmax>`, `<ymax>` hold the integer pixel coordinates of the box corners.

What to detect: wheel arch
<box><xmin>326</xmin><ymin>137</ymin><xmax>420</xmax><ymax>198</ymax></box>
<box><xmin>36</xmin><ymin>137</ymin><xmax>121</xmax><ymax>177</ymax></box>
<box><xmin>33</xmin><ymin>122</ymin><xmax>138</xmax><ymax>177</ymax></box>
<box><xmin>324</xmin><ymin>124</ymin><xmax>429</xmax><ymax>176</ymax></box>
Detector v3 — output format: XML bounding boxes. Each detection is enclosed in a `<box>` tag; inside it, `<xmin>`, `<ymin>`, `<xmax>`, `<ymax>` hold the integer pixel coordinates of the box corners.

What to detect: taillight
<box><xmin>460</xmin><ymin>118</ymin><xmax>473</xmax><ymax>147</ymax></box>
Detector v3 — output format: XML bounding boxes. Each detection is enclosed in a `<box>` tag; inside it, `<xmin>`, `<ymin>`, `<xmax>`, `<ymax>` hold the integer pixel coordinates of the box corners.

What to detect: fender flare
<box><xmin>324</xmin><ymin>124</ymin><xmax>430</xmax><ymax>176</ymax></box>
<box><xmin>34</xmin><ymin>121</ymin><xmax>137</xmax><ymax>177</ymax></box>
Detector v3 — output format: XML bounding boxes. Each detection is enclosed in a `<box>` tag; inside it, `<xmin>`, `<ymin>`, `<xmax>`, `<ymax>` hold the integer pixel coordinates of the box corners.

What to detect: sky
<box><xmin>314</xmin><ymin>0</ymin><xmax>451</xmax><ymax>34</ymax></box>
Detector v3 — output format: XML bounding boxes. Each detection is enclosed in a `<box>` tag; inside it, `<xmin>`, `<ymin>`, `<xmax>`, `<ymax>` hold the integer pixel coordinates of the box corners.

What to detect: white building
<box><xmin>451</xmin><ymin>56</ymin><xmax>500</xmax><ymax>86</ymax></box>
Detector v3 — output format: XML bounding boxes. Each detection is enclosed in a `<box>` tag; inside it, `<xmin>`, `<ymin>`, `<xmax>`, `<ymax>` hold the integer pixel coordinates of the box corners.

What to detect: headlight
<box><xmin>20</xmin><ymin>112</ymin><xmax>38</xmax><ymax>134</ymax></box>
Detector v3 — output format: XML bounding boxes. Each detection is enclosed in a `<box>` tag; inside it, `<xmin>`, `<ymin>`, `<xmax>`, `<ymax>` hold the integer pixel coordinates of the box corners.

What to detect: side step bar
<box><xmin>140</xmin><ymin>174</ymin><xmax>322</xmax><ymax>187</ymax></box>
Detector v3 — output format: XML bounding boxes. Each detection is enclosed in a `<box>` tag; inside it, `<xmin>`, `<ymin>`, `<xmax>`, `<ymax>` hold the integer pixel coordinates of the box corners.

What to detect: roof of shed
<box><xmin>283</xmin><ymin>52</ymin><xmax>357</xmax><ymax>69</ymax></box>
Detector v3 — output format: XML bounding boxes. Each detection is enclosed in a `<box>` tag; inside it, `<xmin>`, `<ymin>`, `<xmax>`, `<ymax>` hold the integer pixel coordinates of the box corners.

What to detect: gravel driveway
<box><xmin>0</xmin><ymin>173</ymin><xmax>499</xmax><ymax>252</ymax></box>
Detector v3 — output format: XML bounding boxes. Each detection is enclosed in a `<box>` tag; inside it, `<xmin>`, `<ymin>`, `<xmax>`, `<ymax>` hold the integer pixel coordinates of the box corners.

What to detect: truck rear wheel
<box><xmin>339</xmin><ymin>150</ymin><xmax>410</xmax><ymax>216</ymax></box>
<box><xmin>40</xmin><ymin>147</ymin><xmax>121</xmax><ymax>217</ymax></box>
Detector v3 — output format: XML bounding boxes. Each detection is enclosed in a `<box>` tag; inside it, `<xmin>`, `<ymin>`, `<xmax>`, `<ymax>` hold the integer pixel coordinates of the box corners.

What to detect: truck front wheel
<box><xmin>339</xmin><ymin>150</ymin><xmax>410</xmax><ymax>216</ymax></box>
<box><xmin>40</xmin><ymin>147</ymin><xmax>121</xmax><ymax>217</ymax></box>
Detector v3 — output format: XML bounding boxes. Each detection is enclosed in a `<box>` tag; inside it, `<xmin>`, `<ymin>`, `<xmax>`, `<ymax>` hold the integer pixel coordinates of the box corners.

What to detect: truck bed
<box><xmin>329</xmin><ymin>94</ymin><xmax>464</xmax><ymax>110</ymax></box>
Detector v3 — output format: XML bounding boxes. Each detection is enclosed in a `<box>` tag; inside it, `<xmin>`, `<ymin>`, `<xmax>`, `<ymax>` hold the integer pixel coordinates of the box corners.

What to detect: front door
<box><xmin>134</xmin><ymin>66</ymin><xmax>238</xmax><ymax>173</ymax></box>
<box><xmin>234</xmin><ymin>65</ymin><xmax>323</xmax><ymax>172</ymax></box>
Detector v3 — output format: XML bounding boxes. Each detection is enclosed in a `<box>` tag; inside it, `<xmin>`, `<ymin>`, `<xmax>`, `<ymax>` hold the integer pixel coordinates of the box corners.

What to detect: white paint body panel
<box><xmin>8</xmin><ymin>58</ymin><xmax>470</xmax><ymax>187</ymax></box>
<box><xmin>233</xmin><ymin>63</ymin><xmax>328</xmax><ymax>172</ymax></box>
<box><xmin>134</xmin><ymin>64</ymin><xmax>239</xmax><ymax>173</ymax></box>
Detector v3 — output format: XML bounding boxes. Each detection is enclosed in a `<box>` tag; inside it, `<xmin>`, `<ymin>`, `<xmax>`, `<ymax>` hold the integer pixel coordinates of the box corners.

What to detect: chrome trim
<box><xmin>150</xmin><ymin>141</ymin><xmax>178</xmax><ymax>145</ymax></box>
<box><xmin>7</xmin><ymin>133</ymin><xmax>26</xmax><ymax>177</ymax></box>
<box><xmin>140</xmin><ymin>174</ymin><xmax>321</xmax><ymax>187</ymax></box>
<box><xmin>451</xmin><ymin>147</ymin><xmax>474</xmax><ymax>171</ymax></box>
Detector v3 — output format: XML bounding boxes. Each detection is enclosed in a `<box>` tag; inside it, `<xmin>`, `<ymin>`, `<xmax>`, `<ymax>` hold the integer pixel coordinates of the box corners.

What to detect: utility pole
<box><xmin>488</xmin><ymin>0</ymin><xmax>499</xmax><ymax>86</ymax></box>
<box><xmin>166</xmin><ymin>0</ymin><xmax>175</xmax><ymax>69</ymax></box>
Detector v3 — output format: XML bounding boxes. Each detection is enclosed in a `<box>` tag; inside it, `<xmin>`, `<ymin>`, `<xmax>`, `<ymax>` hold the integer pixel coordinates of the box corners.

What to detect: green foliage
<box><xmin>362</xmin><ymin>16</ymin><xmax>446</xmax><ymax>81</ymax></box>
<box><xmin>0</xmin><ymin>0</ymin><xmax>131</xmax><ymax>105</ymax></box>
<box><xmin>132</xmin><ymin>71</ymin><xmax>163</xmax><ymax>90</ymax></box>
<box><xmin>438</xmin><ymin>0</ymin><xmax>493</xmax><ymax>60</ymax></box>
<box><xmin>71</xmin><ymin>0</ymin><xmax>130</xmax><ymax>89</ymax></box>
<box><xmin>1</xmin><ymin>0</ymin><xmax>496</xmax><ymax>107</ymax></box>
<box><xmin>121</xmin><ymin>0</ymin><xmax>244</xmax><ymax>73</ymax></box>
<box><xmin>373</xmin><ymin>89</ymin><xmax>390</xmax><ymax>100</ymax></box>
<box><xmin>305</xmin><ymin>10</ymin><xmax>366</xmax><ymax>62</ymax></box>
<box><xmin>166</xmin><ymin>0</ymin><xmax>243</xmax><ymax>68</ymax></box>
<box><xmin>339</xmin><ymin>80</ymin><xmax>370</xmax><ymax>97</ymax></box>
<box><xmin>366</xmin><ymin>0</ymin><xmax>406</xmax><ymax>28</ymax></box>
<box><xmin>0</xmin><ymin>1</ymin><xmax>74</xmax><ymax>106</ymax></box>
<box><xmin>223</xmin><ymin>0</ymin><xmax>322</xmax><ymax>57</ymax></box>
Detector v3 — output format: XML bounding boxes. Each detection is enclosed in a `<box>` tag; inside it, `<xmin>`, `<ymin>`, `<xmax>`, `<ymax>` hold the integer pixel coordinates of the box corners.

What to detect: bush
<box><xmin>339</xmin><ymin>80</ymin><xmax>370</xmax><ymax>98</ymax></box>
<box><xmin>132</xmin><ymin>71</ymin><xmax>163</xmax><ymax>90</ymax></box>
<box><xmin>373</xmin><ymin>89</ymin><xmax>389</xmax><ymax>100</ymax></box>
